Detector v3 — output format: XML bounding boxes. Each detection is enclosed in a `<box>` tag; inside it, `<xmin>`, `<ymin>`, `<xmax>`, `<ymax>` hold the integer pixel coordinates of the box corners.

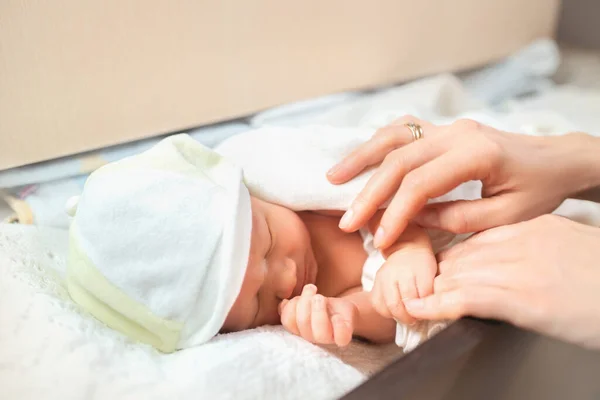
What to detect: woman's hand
<box><xmin>328</xmin><ymin>115</ymin><xmax>600</xmax><ymax>249</ymax></box>
<box><xmin>404</xmin><ymin>215</ymin><xmax>600</xmax><ymax>350</ymax></box>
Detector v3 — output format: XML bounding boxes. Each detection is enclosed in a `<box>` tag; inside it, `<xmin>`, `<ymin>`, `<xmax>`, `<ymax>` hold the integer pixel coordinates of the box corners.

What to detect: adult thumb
<box><xmin>414</xmin><ymin>198</ymin><xmax>512</xmax><ymax>234</ymax></box>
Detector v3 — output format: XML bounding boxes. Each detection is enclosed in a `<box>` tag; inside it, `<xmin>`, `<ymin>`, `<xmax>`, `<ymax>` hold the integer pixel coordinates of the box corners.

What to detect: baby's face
<box><xmin>222</xmin><ymin>197</ymin><xmax>318</xmax><ymax>332</ymax></box>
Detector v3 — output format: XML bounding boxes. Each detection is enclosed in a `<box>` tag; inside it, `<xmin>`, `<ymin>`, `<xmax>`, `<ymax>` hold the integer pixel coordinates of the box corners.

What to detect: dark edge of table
<box><xmin>341</xmin><ymin>316</ymin><xmax>600</xmax><ymax>400</ymax></box>
<box><xmin>340</xmin><ymin>317</ymin><xmax>502</xmax><ymax>400</ymax></box>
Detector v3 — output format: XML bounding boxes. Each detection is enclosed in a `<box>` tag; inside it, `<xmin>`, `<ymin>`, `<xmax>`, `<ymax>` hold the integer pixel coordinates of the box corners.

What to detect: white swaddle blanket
<box><xmin>216</xmin><ymin>125</ymin><xmax>481</xmax><ymax>351</ymax></box>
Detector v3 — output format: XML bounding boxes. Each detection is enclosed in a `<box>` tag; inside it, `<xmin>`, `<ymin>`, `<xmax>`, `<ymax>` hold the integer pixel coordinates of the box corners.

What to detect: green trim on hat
<box><xmin>67</xmin><ymin>222</ymin><xmax>183</xmax><ymax>353</ymax></box>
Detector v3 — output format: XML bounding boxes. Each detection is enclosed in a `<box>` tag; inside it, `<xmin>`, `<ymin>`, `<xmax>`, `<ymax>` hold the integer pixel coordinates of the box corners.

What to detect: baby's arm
<box><xmin>339</xmin><ymin>288</ymin><xmax>396</xmax><ymax>344</ymax></box>
<box><xmin>279</xmin><ymin>285</ymin><xmax>396</xmax><ymax>346</ymax></box>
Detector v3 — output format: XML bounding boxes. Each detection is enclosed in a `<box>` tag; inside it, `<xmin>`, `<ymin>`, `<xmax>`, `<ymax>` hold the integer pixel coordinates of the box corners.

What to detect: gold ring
<box><xmin>405</xmin><ymin>122</ymin><xmax>424</xmax><ymax>141</ymax></box>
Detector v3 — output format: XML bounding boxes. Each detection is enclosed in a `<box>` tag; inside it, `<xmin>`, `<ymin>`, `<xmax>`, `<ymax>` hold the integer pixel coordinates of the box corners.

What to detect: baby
<box><xmin>66</xmin><ymin>132</ymin><xmax>454</xmax><ymax>353</ymax></box>
<box><xmin>222</xmin><ymin>200</ymin><xmax>438</xmax><ymax>347</ymax></box>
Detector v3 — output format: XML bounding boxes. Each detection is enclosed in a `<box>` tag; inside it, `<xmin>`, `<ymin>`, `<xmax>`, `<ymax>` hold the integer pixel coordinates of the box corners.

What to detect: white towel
<box><xmin>217</xmin><ymin>125</ymin><xmax>376</xmax><ymax>211</ymax></box>
<box><xmin>0</xmin><ymin>224</ymin><xmax>368</xmax><ymax>400</ymax></box>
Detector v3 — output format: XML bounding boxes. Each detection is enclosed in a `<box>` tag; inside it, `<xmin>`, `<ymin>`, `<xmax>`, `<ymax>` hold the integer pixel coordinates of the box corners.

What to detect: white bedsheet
<box><xmin>1</xmin><ymin>224</ymin><xmax>401</xmax><ymax>400</ymax></box>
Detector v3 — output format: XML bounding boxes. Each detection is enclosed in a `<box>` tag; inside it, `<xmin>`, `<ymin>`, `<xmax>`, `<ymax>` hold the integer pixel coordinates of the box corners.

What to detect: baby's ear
<box><xmin>65</xmin><ymin>196</ymin><xmax>80</xmax><ymax>217</ymax></box>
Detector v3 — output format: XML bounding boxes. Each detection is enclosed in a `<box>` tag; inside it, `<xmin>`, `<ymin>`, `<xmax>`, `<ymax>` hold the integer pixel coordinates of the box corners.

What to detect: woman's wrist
<box><xmin>554</xmin><ymin>132</ymin><xmax>600</xmax><ymax>202</ymax></box>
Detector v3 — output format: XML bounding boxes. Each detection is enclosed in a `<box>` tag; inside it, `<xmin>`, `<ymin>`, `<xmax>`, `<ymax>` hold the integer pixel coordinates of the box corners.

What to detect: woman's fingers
<box><xmin>327</xmin><ymin>126</ymin><xmax>408</xmax><ymax>185</ymax></box>
<box><xmin>327</xmin><ymin>115</ymin><xmax>434</xmax><ymax>185</ymax></box>
<box><xmin>375</xmin><ymin>148</ymin><xmax>491</xmax><ymax>248</ymax></box>
<box><xmin>371</xmin><ymin>279</ymin><xmax>393</xmax><ymax>319</ymax></box>
<box><xmin>434</xmin><ymin>260</ymin><xmax>522</xmax><ymax>294</ymax></box>
<box><xmin>339</xmin><ymin>137</ymin><xmax>447</xmax><ymax>233</ymax></box>
<box><xmin>437</xmin><ymin>239</ymin><xmax>506</xmax><ymax>273</ymax></box>
<box><xmin>404</xmin><ymin>285</ymin><xmax>524</xmax><ymax>323</ymax></box>
<box><xmin>436</xmin><ymin>222</ymin><xmax>524</xmax><ymax>264</ymax></box>
<box><xmin>414</xmin><ymin>195</ymin><xmax>525</xmax><ymax>234</ymax></box>
<box><xmin>415</xmin><ymin>198</ymin><xmax>502</xmax><ymax>234</ymax></box>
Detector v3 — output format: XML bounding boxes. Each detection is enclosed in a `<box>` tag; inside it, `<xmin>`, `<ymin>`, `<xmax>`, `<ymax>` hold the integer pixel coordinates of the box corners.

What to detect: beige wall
<box><xmin>0</xmin><ymin>0</ymin><xmax>560</xmax><ymax>171</ymax></box>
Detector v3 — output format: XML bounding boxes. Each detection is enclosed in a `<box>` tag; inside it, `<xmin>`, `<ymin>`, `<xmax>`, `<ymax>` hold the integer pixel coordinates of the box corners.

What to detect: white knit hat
<box><xmin>65</xmin><ymin>134</ymin><xmax>252</xmax><ymax>353</ymax></box>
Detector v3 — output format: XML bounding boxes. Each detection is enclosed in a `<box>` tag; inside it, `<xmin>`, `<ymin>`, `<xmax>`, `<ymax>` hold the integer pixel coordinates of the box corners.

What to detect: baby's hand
<box><xmin>279</xmin><ymin>284</ymin><xmax>356</xmax><ymax>347</ymax></box>
<box><xmin>371</xmin><ymin>247</ymin><xmax>437</xmax><ymax>324</ymax></box>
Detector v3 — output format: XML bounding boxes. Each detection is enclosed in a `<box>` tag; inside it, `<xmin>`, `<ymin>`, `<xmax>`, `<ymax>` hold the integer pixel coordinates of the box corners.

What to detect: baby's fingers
<box><xmin>386</xmin><ymin>275</ymin><xmax>415</xmax><ymax>325</ymax></box>
<box><xmin>371</xmin><ymin>275</ymin><xmax>393</xmax><ymax>319</ymax></box>
<box><xmin>297</xmin><ymin>285</ymin><xmax>317</xmax><ymax>342</ymax></box>
<box><xmin>411</xmin><ymin>250</ymin><xmax>437</xmax><ymax>298</ymax></box>
<box><xmin>311</xmin><ymin>295</ymin><xmax>334</xmax><ymax>344</ymax></box>
<box><xmin>280</xmin><ymin>298</ymin><xmax>299</xmax><ymax>336</ymax></box>
<box><xmin>331</xmin><ymin>314</ymin><xmax>353</xmax><ymax>347</ymax></box>
<box><xmin>372</xmin><ymin>262</ymin><xmax>416</xmax><ymax>324</ymax></box>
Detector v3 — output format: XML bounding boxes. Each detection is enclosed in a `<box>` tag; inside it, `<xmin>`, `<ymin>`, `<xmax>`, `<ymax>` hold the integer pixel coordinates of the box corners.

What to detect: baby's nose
<box><xmin>275</xmin><ymin>258</ymin><xmax>297</xmax><ymax>300</ymax></box>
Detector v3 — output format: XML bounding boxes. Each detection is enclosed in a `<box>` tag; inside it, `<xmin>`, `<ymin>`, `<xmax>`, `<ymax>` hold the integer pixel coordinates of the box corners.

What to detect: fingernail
<box><xmin>327</xmin><ymin>164</ymin><xmax>340</xmax><ymax>176</ymax></box>
<box><xmin>339</xmin><ymin>209</ymin><xmax>354</xmax><ymax>230</ymax></box>
<box><xmin>415</xmin><ymin>209</ymin><xmax>439</xmax><ymax>228</ymax></box>
<box><xmin>404</xmin><ymin>298</ymin><xmax>425</xmax><ymax>310</ymax></box>
<box><xmin>373</xmin><ymin>226</ymin><xmax>385</xmax><ymax>248</ymax></box>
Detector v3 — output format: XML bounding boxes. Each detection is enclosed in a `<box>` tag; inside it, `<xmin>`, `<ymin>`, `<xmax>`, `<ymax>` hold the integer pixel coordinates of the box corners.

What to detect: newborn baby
<box><xmin>221</xmin><ymin>198</ymin><xmax>442</xmax><ymax>347</ymax></box>
<box><xmin>66</xmin><ymin>132</ymin><xmax>459</xmax><ymax>353</ymax></box>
